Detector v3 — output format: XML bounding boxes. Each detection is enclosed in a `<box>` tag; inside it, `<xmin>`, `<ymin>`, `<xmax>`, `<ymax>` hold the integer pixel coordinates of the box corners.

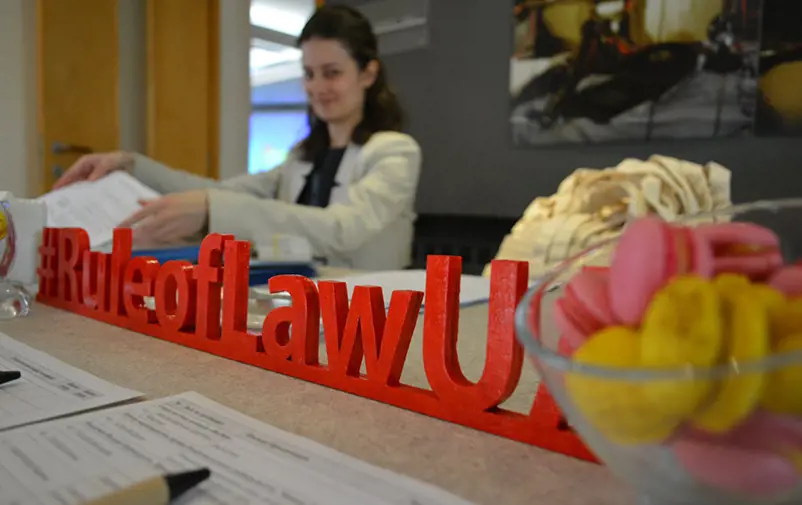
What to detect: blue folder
<box><xmin>131</xmin><ymin>245</ymin><xmax>317</xmax><ymax>286</ymax></box>
<box><xmin>132</xmin><ymin>245</ymin><xmax>202</xmax><ymax>264</ymax></box>
<box><xmin>248</xmin><ymin>261</ymin><xmax>318</xmax><ymax>286</ymax></box>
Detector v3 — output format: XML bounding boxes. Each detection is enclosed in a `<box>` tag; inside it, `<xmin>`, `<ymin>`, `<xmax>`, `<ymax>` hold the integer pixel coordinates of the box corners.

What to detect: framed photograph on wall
<box><xmin>509</xmin><ymin>0</ymin><xmax>802</xmax><ymax>146</ymax></box>
<box><xmin>754</xmin><ymin>0</ymin><xmax>802</xmax><ymax>136</ymax></box>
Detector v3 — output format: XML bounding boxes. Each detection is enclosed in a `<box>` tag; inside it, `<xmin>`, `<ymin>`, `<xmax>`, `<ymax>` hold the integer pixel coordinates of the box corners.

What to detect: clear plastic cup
<box><xmin>0</xmin><ymin>199</ymin><xmax>31</xmax><ymax>319</ymax></box>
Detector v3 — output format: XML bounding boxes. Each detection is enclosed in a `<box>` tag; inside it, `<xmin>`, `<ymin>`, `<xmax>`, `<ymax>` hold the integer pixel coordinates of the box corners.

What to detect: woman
<box><xmin>54</xmin><ymin>5</ymin><xmax>421</xmax><ymax>271</ymax></box>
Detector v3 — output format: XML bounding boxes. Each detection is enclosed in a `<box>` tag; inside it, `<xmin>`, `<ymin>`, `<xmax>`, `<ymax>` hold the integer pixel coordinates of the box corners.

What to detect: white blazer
<box><xmin>130</xmin><ymin>131</ymin><xmax>422</xmax><ymax>270</ymax></box>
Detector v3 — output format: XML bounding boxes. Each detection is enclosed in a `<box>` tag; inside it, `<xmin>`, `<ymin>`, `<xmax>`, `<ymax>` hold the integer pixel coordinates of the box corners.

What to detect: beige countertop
<box><xmin>0</xmin><ymin>279</ymin><xmax>631</xmax><ymax>505</ymax></box>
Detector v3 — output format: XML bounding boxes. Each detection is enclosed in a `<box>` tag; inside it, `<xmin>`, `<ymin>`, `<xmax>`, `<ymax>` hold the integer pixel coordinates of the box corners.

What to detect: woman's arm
<box><xmin>130</xmin><ymin>153</ymin><xmax>283</xmax><ymax>198</ymax></box>
<box><xmin>205</xmin><ymin>132</ymin><xmax>422</xmax><ymax>257</ymax></box>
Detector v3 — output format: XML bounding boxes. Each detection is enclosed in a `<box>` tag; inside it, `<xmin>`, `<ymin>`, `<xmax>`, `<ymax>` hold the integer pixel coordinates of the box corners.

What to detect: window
<box><xmin>248</xmin><ymin>109</ymin><xmax>310</xmax><ymax>174</ymax></box>
<box><xmin>248</xmin><ymin>0</ymin><xmax>313</xmax><ymax>175</ymax></box>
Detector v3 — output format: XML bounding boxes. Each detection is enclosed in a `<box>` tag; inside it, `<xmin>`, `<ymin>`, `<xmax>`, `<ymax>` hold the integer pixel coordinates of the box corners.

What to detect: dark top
<box><xmin>296</xmin><ymin>147</ymin><xmax>346</xmax><ymax>208</ymax></box>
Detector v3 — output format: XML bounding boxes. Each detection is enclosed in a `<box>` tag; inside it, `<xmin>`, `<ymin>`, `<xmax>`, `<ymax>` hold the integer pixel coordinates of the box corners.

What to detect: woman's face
<box><xmin>301</xmin><ymin>37</ymin><xmax>377</xmax><ymax>125</ymax></box>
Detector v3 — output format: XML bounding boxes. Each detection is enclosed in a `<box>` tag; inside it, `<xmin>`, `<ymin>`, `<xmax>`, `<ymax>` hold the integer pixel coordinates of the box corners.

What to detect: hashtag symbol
<box><xmin>37</xmin><ymin>228</ymin><xmax>58</xmax><ymax>298</ymax></box>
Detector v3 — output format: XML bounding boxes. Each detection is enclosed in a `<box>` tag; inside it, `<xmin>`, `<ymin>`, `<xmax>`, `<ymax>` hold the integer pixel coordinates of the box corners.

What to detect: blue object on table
<box><xmin>132</xmin><ymin>246</ymin><xmax>317</xmax><ymax>286</ymax></box>
<box><xmin>249</xmin><ymin>261</ymin><xmax>318</xmax><ymax>286</ymax></box>
<box><xmin>132</xmin><ymin>245</ymin><xmax>201</xmax><ymax>264</ymax></box>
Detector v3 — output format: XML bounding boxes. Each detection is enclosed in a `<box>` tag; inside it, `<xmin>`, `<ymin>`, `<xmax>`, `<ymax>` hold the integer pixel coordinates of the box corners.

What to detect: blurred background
<box><xmin>1</xmin><ymin>0</ymin><xmax>801</xmax><ymax>274</ymax></box>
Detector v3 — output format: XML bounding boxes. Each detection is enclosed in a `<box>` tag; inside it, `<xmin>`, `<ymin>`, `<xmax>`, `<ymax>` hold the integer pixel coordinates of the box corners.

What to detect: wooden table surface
<box><xmin>0</xmin><ymin>274</ymin><xmax>631</xmax><ymax>505</ymax></box>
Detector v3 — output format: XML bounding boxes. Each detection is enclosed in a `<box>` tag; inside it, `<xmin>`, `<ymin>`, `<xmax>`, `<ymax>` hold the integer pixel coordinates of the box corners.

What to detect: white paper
<box><xmin>0</xmin><ymin>333</ymin><xmax>142</xmax><ymax>431</ymax></box>
<box><xmin>253</xmin><ymin>234</ymin><xmax>314</xmax><ymax>263</ymax></box>
<box><xmin>36</xmin><ymin>172</ymin><xmax>160</xmax><ymax>248</ymax></box>
<box><xmin>254</xmin><ymin>270</ymin><xmax>493</xmax><ymax>308</ymax></box>
<box><xmin>0</xmin><ymin>392</ymin><xmax>475</xmax><ymax>505</ymax></box>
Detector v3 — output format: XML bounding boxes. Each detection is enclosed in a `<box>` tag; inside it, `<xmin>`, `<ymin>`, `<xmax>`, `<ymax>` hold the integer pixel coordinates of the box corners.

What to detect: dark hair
<box><xmin>296</xmin><ymin>4</ymin><xmax>405</xmax><ymax>162</ymax></box>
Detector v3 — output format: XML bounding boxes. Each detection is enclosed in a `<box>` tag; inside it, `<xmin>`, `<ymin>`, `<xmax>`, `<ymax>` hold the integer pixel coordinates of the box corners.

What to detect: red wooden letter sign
<box><xmin>36</xmin><ymin>227</ymin><xmax>596</xmax><ymax>463</ymax></box>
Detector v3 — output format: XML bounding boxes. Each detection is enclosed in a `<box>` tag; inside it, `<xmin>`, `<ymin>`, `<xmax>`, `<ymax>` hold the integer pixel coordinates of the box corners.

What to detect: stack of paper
<box><xmin>0</xmin><ymin>392</ymin><xmax>475</xmax><ymax>505</ymax></box>
<box><xmin>0</xmin><ymin>333</ymin><xmax>476</xmax><ymax>504</ymax></box>
<box><xmin>36</xmin><ymin>172</ymin><xmax>160</xmax><ymax>249</ymax></box>
<box><xmin>0</xmin><ymin>333</ymin><xmax>142</xmax><ymax>431</ymax></box>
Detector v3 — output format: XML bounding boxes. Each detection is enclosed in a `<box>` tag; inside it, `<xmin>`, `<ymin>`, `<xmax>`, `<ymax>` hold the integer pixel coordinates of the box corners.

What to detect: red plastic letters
<box><xmin>36</xmin><ymin>228</ymin><xmax>596</xmax><ymax>463</ymax></box>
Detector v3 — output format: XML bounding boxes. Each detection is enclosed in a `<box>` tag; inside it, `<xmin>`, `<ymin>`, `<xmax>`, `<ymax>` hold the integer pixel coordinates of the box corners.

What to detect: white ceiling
<box><xmin>251</xmin><ymin>0</ymin><xmax>315</xmax><ymax>16</ymax></box>
<box><xmin>249</xmin><ymin>0</ymin><xmax>315</xmax><ymax>82</ymax></box>
<box><xmin>250</xmin><ymin>0</ymin><xmax>316</xmax><ymax>37</ymax></box>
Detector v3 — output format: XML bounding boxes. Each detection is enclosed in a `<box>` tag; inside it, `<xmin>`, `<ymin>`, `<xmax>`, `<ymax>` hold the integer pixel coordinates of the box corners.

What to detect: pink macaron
<box><xmin>554</xmin><ymin>266</ymin><xmax>615</xmax><ymax>349</ymax></box>
<box><xmin>557</xmin><ymin>334</ymin><xmax>577</xmax><ymax>356</ymax></box>
<box><xmin>609</xmin><ymin>217</ymin><xmax>713</xmax><ymax>326</ymax></box>
<box><xmin>696</xmin><ymin>222</ymin><xmax>783</xmax><ymax>281</ymax></box>
<box><xmin>769</xmin><ymin>265</ymin><xmax>802</xmax><ymax>297</ymax></box>
<box><xmin>567</xmin><ymin>267</ymin><xmax>616</xmax><ymax>326</ymax></box>
<box><xmin>672</xmin><ymin>411</ymin><xmax>802</xmax><ymax>497</ymax></box>
<box><xmin>554</xmin><ymin>294</ymin><xmax>604</xmax><ymax>350</ymax></box>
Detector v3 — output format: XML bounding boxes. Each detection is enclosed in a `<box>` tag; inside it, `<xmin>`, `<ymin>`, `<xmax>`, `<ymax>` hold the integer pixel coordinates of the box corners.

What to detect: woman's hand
<box><xmin>118</xmin><ymin>190</ymin><xmax>209</xmax><ymax>245</ymax></box>
<box><xmin>52</xmin><ymin>151</ymin><xmax>135</xmax><ymax>189</ymax></box>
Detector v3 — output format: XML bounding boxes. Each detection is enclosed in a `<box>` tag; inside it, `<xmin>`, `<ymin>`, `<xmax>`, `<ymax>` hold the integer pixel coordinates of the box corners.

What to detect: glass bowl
<box><xmin>514</xmin><ymin>198</ymin><xmax>802</xmax><ymax>505</ymax></box>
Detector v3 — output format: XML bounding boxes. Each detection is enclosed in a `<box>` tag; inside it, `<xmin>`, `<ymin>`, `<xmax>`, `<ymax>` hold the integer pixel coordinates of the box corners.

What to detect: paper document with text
<box><xmin>0</xmin><ymin>392</ymin><xmax>476</xmax><ymax>505</ymax></box>
<box><xmin>0</xmin><ymin>333</ymin><xmax>142</xmax><ymax>431</ymax></box>
<box><xmin>36</xmin><ymin>172</ymin><xmax>160</xmax><ymax>248</ymax></box>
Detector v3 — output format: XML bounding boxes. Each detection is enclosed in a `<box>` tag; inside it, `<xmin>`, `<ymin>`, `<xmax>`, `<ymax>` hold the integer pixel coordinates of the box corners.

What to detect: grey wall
<box><xmin>347</xmin><ymin>0</ymin><xmax>802</xmax><ymax>218</ymax></box>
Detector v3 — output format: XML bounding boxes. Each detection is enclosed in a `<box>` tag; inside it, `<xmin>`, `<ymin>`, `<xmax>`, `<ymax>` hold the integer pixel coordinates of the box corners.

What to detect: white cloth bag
<box><xmin>484</xmin><ymin>155</ymin><xmax>732</xmax><ymax>278</ymax></box>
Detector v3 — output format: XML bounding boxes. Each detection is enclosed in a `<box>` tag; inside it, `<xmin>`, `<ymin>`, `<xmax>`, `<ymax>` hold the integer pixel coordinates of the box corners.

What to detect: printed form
<box><xmin>0</xmin><ymin>334</ymin><xmax>142</xmax><ymax>431</ymax></box>
<box><xmin>0</xmin><ymin>392</ymin><xmax>476</xmax><ymax>505</ymax></box>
